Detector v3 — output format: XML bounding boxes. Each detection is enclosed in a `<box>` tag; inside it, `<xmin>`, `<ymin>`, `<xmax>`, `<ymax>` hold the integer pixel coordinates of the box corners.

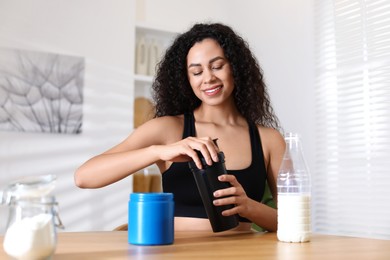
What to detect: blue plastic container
<box><xmin>128</xmin><ymin>193</ymin><xmax>174</xmax><ymax>245</ymax></box>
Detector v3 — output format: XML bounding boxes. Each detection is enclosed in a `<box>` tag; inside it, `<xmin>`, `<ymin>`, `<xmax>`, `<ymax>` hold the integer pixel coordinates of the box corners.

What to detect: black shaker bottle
<box><xmin>188</xmin><ymin>149</ymin><xmax>239</xmax><ymax>232</ymax></box>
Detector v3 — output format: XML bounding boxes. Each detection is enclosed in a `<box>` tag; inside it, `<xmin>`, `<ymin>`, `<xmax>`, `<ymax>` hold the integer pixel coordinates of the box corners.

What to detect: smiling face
<box><xmin>186</xmin><ymin>38</ymin><xmax>235</xmax><ymax>107</ymax></box>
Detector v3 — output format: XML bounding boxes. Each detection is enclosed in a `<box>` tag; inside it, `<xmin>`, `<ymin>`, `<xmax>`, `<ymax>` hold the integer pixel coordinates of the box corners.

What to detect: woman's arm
<box><xmin>74</xmin><ymin>117</ymin><xmax>169</xmax><ymax>188</ymax></box>
<box><xmin>248</xmin><ymin>127</ymin><xmax>285</xmax><ymax>231</ymax></box>
<box><xmin>74</xmin><ymin>116</ymin><xmax>220</xmax><ymax>189</ymax></box>
<box><xmin>263</xmin><ymin>128</ymin><xmax>286</xmax><ymax>208</ymax></box>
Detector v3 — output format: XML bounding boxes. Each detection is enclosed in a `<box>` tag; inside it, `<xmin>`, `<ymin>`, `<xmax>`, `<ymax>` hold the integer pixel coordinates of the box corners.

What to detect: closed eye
<box><xmin>212</xmin><ymin>65</ymin><xmax>223</xmax><ymax>70</ymax></box>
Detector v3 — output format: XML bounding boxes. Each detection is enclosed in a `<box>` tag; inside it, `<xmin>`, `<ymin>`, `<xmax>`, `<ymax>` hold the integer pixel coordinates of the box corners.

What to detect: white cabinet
<box><xmin>133</xmin><ymin>23</ymin><xmax>177</xmax><ymax>128</ymax></box>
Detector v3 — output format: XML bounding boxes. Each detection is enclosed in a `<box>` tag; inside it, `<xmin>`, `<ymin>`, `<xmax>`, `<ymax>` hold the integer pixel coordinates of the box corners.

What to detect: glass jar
<box><xmin>1</xmin><ymin>175</ymin><xmax>63</xmax><ymax>259</ymax></box>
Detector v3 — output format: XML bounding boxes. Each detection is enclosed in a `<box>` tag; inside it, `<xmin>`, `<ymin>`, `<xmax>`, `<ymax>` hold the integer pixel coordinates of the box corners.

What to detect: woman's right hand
<box><xmin>156</xmin><ymin>136</ymin><xmax>220</xmax><ymax>169</ymax></box>
<box><xmin>74</xmin><ymin>116</ymin><xmax>218</xmax><ymax>188</ymax></box>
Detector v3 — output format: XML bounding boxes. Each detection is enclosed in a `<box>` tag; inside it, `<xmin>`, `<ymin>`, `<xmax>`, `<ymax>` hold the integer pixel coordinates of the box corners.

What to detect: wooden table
<box><xmin>1</xmin><ymin>231</ymin><xmax>390</xmax><ymax>259</ymax></box>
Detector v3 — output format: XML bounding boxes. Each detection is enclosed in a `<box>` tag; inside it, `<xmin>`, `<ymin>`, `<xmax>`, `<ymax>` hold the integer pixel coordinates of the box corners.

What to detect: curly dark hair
<box><xmin>152</xmin><ymin>22</ymin><xmax>281</xmax><ymax>130</ymax></box>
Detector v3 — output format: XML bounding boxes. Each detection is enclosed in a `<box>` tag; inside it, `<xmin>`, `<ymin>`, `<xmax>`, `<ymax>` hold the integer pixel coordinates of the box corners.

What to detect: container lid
<box><xmin>1</xmin><ymin>175</ymin><xmax>56</xmax><ymax>205</ymax></box>
<box><xmin>129</xmin><ymin>192</ymin><xmax>174</xmax><ymax>202</ymax></box>
<box><xmin>9</xmin><ymin>195</ymin><xmax>58</xmax><ymax>206</ymax></box>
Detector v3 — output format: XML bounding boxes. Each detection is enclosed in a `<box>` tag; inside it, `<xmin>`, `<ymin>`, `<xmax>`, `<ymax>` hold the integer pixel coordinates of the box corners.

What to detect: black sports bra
<box><xmin>162</xmin><ymin>112</ymin><xmax>267</xmax><ymax>222</ymax></box>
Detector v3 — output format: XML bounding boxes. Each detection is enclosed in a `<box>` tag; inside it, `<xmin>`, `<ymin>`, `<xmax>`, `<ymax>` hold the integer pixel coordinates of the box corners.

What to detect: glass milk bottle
<box><xmin>277</xmin><ymin>133</ymin><xmax>311</xmax><ymax>242</ymax></box>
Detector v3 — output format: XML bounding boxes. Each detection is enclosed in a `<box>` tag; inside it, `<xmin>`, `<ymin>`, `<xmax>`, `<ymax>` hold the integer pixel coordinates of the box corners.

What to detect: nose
<box><xmin>203</xmin><ymin>69</ymin><xmax>216</xmax><ymax>84</ymax></box>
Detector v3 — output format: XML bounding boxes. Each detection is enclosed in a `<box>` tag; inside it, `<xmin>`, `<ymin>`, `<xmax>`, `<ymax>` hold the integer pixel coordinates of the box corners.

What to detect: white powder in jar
<box><xmin>3</xmin><ymin>213</ymin><xmax>56</xmax><ymax>259</ymax></box>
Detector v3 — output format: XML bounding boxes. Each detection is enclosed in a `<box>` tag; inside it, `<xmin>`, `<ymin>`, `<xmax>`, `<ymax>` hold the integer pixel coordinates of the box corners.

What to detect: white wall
<box><xmin>0</xmin><ymin>0</ymin><xmax>136</xmax><ymax>232</ymax></box>
<box><xmin>0</xmin><ymin>0</ymin><xmax>315</xmax><ymax>232</ymax></box>
<box><xmin>226</xmin><ymin>0</ymin><xmax>316</xmax><ymax>174</ymax></box>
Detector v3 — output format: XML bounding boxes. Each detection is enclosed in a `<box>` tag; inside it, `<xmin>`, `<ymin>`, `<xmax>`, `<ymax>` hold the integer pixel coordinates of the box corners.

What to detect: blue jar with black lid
<box><xmin>128</xmin><ymin>192</ymin><xmax>174</xmax><ymax>245</ymax></box>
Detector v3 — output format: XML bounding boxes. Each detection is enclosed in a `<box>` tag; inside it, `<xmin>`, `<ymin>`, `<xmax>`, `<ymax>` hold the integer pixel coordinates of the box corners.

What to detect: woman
<box><xmin>75</xmin><ymin>23</ymin><xmax>285</xmax><ymax>232</ymax></box>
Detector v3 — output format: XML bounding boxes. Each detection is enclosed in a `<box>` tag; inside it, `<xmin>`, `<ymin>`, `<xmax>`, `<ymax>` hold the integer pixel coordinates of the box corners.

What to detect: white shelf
<box><xmin>132</xmin><ymin>22</ymin><xmax>177</xmax><ymax>127</ymax></box>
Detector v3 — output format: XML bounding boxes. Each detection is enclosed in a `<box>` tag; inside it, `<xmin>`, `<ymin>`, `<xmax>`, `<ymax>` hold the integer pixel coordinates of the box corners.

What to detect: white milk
<box><xmin>3</xmin><ymin>213</ymin><xmax>56</xmax><ymax>259</ymax></box>
<box><xmin>277</xmin><ymin>194</ymin><xmax>311</xmax><ymax>242</ymax></box>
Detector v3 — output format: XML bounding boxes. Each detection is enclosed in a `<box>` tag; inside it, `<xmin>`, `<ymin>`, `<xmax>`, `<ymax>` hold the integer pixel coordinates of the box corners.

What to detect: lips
<box><xmin>204</xmin><ymin>86</ymin><xmax>222</xmax><ymax>96</ymax></box>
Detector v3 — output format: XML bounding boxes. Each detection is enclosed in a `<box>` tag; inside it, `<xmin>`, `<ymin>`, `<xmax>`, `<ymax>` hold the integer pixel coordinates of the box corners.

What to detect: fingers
<box><xmin>220</xmin><ymin>206</ymin><xmax>240</xmax><ymax>217</ymax></box>
<box><xmin>213</xmin><ymin>175</ymin><xmax>243</xmax><ymax>202</ymax></box>
<box><xmin>186</xmin><ymin>137</ymin><xmax>219</xmax><ymax>168</ymax></box>
<box><xmin>215</xmin><ymin>174</ymin><xmax>240</xmax><ymax>191</ymax></box>
<box><xmin>213</xmin><ymin>193</ymin><xmax>244</xmax><ymax>217</ymax></box>
<box><xmin>161</xmin><ymin>136</ymin><xmax>219</xmax><ymax>169</ymax></box>
<box><xmin>212</xmin><ymin>174</ymin><xmax>248</xmax><ymax>217</ymax></box>
<box><xmin>183</xmin><ymin>145</ymin><xmax>203</xmax><ymax>168</ymax></box>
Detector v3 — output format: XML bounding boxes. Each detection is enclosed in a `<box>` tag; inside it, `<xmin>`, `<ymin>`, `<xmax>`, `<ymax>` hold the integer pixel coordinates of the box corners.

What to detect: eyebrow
<box><xmin>188</xmin><ymin>56</ymin><xmax>225</xmax><ymax>69</ymax></box>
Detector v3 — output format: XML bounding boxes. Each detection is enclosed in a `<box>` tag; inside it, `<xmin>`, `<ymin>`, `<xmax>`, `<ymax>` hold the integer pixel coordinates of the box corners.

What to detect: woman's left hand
<box><xmin>212</xmin><ymin>174</ymin><xmax>254</xmax><ymax>219</ymax></box>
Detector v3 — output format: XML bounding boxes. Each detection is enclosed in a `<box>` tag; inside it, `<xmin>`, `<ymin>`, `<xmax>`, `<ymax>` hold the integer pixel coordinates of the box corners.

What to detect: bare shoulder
<box><xmin>256</xmin><ymin>126</ymin><xmax>286</xmax><ymax>159</ymax></box>
<box><xmin>257</xmin><ymin>126</ymin><xmax>284</xmax><ymax>144</ymax></box>
<box><xmin>104</xmin><ymin>115</ymin><xmax>184</xmax><ymax>154</ymax></box>
<box><xmin>255</xmin><ymin>126</ymin><xmax>286</xmax><ymax>183</ymax></box>
<box><xmin>141</xmin><ymin>115</ymin><xmax>184</xmax><ymax>130</ymax></box>
<box><xmin>129</xmin><ymin>115</ymin><xmax>184</xmax><ymax>145</ymax></box>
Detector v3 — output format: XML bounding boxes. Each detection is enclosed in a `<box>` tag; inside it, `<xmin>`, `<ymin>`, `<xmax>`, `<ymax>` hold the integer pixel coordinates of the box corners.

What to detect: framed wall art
<box><xmin>0</xmin><ymin>48</ymin><xmax>85</xmax><ymax>134</ymax></box>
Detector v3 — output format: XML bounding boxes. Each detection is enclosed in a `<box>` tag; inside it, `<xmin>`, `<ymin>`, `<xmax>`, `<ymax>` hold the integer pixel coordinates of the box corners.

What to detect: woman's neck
<box><xmin>194</xmin><ymin>103</ymin><xmax>244</xmax><ymax>127</ymax></box>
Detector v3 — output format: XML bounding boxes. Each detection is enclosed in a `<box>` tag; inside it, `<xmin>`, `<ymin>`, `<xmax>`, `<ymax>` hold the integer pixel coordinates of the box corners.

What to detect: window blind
<box><xmin>314</xmin><ymin>0</ymin><xmax>390</xmax><ymax>239</ymax></box>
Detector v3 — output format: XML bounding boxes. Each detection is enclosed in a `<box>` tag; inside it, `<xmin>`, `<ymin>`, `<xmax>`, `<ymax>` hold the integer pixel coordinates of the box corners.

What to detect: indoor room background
<box><xmin>0</xmin><ymin>0</ymin><xmax>388</xmax><ymax>240</ymax></box>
